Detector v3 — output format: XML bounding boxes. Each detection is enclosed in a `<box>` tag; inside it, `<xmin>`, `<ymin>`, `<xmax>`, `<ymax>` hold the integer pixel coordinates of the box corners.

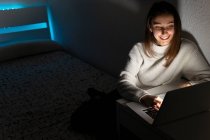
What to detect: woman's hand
<box><xmin>140</xmin><ymin>95</ymin><xmax>163</xmax><ymax>110</ymax></box>
<box><xmin>179</xmin><ymin>82</ymin><xmax>191</xmax><ymax>88</ymax></box>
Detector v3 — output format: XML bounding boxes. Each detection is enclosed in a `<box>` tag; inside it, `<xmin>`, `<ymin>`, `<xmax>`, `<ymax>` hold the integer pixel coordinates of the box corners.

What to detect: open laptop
<box><xmin>126</xmin><ymin>81</ymin><xmax>210</xmax><ymax>126</ymax></box>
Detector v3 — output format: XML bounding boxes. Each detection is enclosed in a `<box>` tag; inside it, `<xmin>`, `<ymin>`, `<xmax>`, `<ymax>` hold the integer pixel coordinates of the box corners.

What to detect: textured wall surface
<box><xmin>178</xmin><ymin>0</ymin><xmax>210</xmax><ymax>63</ymax></box>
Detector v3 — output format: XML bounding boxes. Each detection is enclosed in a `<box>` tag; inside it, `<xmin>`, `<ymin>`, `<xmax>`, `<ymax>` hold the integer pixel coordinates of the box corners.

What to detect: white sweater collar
<box><xmin>152</xmin><ymin>43</ymin><xmax>169</xmax><ymax>55</ymax></box>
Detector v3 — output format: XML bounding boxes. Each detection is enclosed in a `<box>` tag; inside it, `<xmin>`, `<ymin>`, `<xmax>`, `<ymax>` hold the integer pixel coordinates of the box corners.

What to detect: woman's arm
<box><xmin>118</xmin><ymin>44</ymin><xmax>148</xmax><ymax>102</ymax></box>
<box><xmin>182</xmin><ymin>45</ymin><xmax>210</xmax><ymax>85</ymax></box>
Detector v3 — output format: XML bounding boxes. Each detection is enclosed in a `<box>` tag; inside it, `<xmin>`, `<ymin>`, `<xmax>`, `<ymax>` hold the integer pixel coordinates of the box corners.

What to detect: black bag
<box><xmin>70</xmin><ymin>88</ymin><xmax>120</xmax><ymax>139</ymax></box>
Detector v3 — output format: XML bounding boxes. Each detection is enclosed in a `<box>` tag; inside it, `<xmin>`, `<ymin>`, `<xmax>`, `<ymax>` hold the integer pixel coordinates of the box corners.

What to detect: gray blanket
<box><xmin>0</xmin><ymin>50</ymin><xmax>117</xmax><ymax>140</ymax></box>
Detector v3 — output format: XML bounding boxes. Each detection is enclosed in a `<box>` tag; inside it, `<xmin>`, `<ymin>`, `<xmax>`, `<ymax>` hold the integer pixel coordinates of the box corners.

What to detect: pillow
<box><xmin>0</xmin><ymin>40</ymin><xmax>62</xmax><ymax>62</ymax></box>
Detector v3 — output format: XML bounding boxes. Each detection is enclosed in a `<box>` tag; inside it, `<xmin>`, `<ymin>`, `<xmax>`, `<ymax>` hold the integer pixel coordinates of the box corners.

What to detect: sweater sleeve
<box><xmin>118</xmin><ymin>44</ymin><xmax>148</xmax><ymax>102</ymax></box>
<box><xmin>182</xmin><ymin>46</ymin><xmax>210</xmax><ymax>85</ymax></box>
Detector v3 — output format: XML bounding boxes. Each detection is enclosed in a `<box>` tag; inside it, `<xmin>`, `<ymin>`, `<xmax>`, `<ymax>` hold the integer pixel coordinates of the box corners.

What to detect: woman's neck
<box><xmin>152</xmin><ymin>43</ymin><xmax>169</xmax><ymax>55</ymax></box>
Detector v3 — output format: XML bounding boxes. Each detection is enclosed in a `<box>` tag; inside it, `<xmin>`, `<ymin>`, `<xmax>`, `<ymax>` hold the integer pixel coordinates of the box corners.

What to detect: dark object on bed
<box><xmin>70</xmin><ymin>88</ymin><xmax>120</xmax><ymax>139</ymax></box>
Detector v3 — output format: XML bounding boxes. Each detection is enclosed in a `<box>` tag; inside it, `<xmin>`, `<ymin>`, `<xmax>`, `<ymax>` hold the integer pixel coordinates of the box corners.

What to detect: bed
<box><xmin>0</xmin><ymin>40</ymin><xmax>117</xmax><ymax>139</ymax></box>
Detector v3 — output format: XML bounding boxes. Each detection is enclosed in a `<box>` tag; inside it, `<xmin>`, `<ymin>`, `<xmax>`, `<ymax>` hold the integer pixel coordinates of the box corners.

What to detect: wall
<box><xmin>178</xmin><ymin>0</ymin><xmax>210</xmax><ymax>64</ymax></box>
<box><xmin>48</xmin><ymin>0</ymin><xmax>163</xmax><ymax>77</ymax></box>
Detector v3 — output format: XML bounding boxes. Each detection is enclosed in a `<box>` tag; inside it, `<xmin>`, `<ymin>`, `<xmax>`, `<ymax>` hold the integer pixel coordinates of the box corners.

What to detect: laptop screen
<box><xmin>153</xmin><ymin>81</ymin><xmax>210</xmax><ymax>126</ymax></box>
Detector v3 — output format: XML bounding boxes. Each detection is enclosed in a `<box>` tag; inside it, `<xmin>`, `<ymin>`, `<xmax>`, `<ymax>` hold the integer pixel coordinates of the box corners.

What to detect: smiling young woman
<box><xmin>144</xmin><ymin>1</ymin><xmax>182</xmax><ymax>67</ymax></box>
<box><xmin>150</xmin><ymin>14</ymin><xmax>175</xmax><ymax>46</ymax></box>
<box><xmin>118</xmin><ymin>1</ymin><xmax>210</xmax><ymax>110</ymax></box>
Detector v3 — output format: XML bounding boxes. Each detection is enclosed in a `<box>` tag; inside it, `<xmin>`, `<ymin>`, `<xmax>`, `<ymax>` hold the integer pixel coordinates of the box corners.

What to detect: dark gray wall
<box><xmin>48</xmin><ymin>0</ymin><xmax>158</xmax><ymax>77</ymax></box>
<box><xmin>48</xmin><ymin>0</ymin><xmax>177</xmax><ymax>77</ymax></box>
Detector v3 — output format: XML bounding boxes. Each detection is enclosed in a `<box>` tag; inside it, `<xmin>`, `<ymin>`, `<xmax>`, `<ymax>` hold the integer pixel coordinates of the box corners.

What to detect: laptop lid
<box><xmin>153</xmin><ymin>81</ymin><xmax>210</xmax><ymax>126</ymax></box>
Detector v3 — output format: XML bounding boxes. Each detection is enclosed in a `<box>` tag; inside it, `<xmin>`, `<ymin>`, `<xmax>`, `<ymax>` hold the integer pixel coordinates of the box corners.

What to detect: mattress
<box><xmin>0</xmin><ymin>49</ymin><xmax>117</xmax><ymax>139</ymax></box>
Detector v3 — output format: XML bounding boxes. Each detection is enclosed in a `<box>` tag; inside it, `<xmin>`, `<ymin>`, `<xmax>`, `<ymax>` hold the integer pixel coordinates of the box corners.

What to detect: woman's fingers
<box><xmin>153</xmin><ymin>97</ymin><xmax>163</xmax><ymax>110</ymax></box>
<box><xmin>153</xmin><ymin>103</ymin><xmax>161</xmax><ymax>110</ymax></box>
<box><xmin>141</xmin><ymin>95</ymin><xmax>163</xmax><ymax>109</ymax></box>
<box><xmin>154</xmin><ymin>96</ymin><xmax>163</xmax><ymax>103</ymax></box>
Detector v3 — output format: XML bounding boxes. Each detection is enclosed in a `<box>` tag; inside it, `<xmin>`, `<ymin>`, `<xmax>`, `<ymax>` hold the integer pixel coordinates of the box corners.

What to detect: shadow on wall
<box><xmin>182</xmin><ymin>31</ymin><xmax>210</xmax><ymax>65</ymax></box>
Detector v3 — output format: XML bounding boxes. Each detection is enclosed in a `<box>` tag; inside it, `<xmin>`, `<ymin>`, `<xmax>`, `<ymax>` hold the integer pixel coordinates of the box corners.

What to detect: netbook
<box><xmin>126</xmin><ymin>81</ymin><xmax>210</xmax><ymax>126</ymax></box>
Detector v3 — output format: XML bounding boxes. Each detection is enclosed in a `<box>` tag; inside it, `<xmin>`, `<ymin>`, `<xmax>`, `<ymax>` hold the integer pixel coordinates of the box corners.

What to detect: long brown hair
<box><xmin>144</xmin><ymin>1</ymin><xmax>181</xmax><ymax>67</ymax></box>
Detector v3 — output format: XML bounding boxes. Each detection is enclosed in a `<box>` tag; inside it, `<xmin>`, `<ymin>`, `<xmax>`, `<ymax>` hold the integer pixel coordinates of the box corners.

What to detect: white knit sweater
<box><xmin>118</xmin><ymin>38</ymin><xmax>210</xmax><ymax>102</ymax></box>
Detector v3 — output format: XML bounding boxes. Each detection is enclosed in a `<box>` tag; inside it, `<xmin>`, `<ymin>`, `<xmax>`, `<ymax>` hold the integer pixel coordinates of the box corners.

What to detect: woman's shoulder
<box><xmin>134</xmin><ymin>42</ymin><xmax>144</xmax><ymax>48</ymax></box>
<box><xmin>180</xmin><ymin>38</ymin><xmax>198</xmax><ymax>52</ymax></box>
<box><xmin>128</xmin><ymin>42</ymin><xmax>145</xmax><ymax>57</ymax></box>
<box><xmin>132</xmin><ymin>42</ymin><xmax>145</xmax><ymax>51</ymax></box>
<box><xmin>181</xmin><ymin>38</ymin><xmax>198</xmax><ymax>48</ymax></box>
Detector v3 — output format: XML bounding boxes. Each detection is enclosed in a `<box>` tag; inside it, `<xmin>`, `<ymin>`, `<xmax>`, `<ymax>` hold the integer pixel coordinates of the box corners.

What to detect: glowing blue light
<box><xmin>0</xmin><ymin>22</ymin><xmax>47</xmax><ymax>34</ymax></box>
<box><xmin>47</xmin><ymin>6</ymin><xmax>55</xmax><ymax>41</ymax></box>
<box><xmin>0</xmin><ymin>4</ymin><xmax>24</xmax><ymax>10</ymax></box>
<box><xmin>0</xmin><ymin>4</ymin><xmax>56</xmax><ymax>42</ymax></box>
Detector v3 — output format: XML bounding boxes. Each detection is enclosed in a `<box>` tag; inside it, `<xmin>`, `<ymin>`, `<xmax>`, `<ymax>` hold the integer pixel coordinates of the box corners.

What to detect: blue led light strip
<box><xmin>0</xmin><ymin>22</ymin><xmax>48</xmax><ymax>34</ymax></box>
<box><xmin>0</xmin><ymin>4</ymin><xmax>24</xmax><ymax>10</ymax></box>
<box><xmin>0</xmin><ymin>4</ymin><xmax>55</xmax><ymax>41</ymax></box>
<box><xmin>47</xmin><ymin>7</ymin><xmax>55</xmax><ymax>40</ymax></box>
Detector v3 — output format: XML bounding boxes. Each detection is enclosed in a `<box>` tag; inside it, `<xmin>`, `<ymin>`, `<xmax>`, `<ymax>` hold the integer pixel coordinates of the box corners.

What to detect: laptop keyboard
<box><xmin>143</xmin><ymin>107</ymin><xmax>158</xmax><ymax>119</ymax></box>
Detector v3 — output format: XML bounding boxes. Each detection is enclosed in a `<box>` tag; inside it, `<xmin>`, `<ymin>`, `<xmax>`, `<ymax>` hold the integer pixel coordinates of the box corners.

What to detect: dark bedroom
<box><xmin>0</xmin><ymin>0</ymin><xmax>210</xmax><ymax>140</ymax></box>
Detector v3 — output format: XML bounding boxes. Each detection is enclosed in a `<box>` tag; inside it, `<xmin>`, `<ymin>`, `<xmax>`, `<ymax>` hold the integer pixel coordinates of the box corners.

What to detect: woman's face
<box><xmin>150</xmin><ymin>14</ymin><xmax>175</xmax><ymax>46</ymax></box>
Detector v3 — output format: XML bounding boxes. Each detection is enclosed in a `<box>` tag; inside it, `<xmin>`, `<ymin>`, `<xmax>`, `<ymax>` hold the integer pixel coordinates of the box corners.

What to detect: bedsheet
<box><xmin>0</xmin><ymin>50</ymin><xmax>117</xmax><ymax>139</ymax></box>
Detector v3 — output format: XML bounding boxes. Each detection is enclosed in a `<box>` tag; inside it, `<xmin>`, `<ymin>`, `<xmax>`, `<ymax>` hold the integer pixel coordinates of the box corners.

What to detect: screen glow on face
<box><xmin>150</xmin><ymin>14</ymin><xmax>175</xmax><ymax>46</ymax></box>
